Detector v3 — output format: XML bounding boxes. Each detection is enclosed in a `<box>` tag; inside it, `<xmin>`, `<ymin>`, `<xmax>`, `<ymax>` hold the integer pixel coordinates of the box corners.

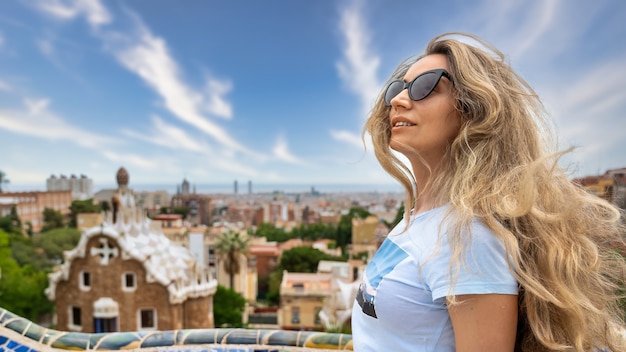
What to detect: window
<box><xmin>291</xmin><ymin>307</ymin><xmax>300</xmax><ymax>324</ymax></box>
<box><xmin>138</xmin><ymin>308</ymin><xmax>157</xmax><ymax>330</ymax></box>
<box><xmin>80</xmin><ymin>271</ymin><xmax>91</xmax><ymax>291</ymax></box>
<box><xmin>293</xmin><ymin>283</ymin><xmax>304</xmax><ymax>292</ymax></box>
<box><xmin>314</xmin><ymin>307</ymin><xmax>322</xmax><ymax>325</ymax></box>
<box><xmin>69</xmin><ymin>306</ymin><xmax>82</xmax><ymax>330</ymax></box>
<box><xmin>122</xmin><ymin>272</ymin><xmax>136</xmax><ymax>291</ymax></box>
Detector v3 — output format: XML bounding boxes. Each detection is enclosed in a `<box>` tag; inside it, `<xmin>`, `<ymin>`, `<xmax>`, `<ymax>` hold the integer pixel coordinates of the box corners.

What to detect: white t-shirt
<box><xmin>351</xmin><ymin>205</ymin><xmax>518</xmax><ymax>352</ymax></box>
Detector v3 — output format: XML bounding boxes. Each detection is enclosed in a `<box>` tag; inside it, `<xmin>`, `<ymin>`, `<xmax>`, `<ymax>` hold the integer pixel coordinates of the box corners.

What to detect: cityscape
<box><xmin>1</xmin><ymin>165</ymin><xmax>624</xmax><ymax>332</ymax></box>
<box><xmin>1</xmin><ymin>0</ymin><xmax>626</xmax><ymax>351</ymax></box>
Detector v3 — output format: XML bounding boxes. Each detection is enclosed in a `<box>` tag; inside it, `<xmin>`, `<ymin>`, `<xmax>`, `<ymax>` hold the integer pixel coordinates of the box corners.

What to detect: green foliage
<box><xmin>0</xmin><ymin>229</ymin><xmax>54</xmax><ymax>321</ymax></box>
<box><xmin>0</xmin><ymin>206</ymin><xmax>23</xmax><ymax>236</ymax></box>
<box><xmin>0</xmin><ymin>170</ymin><xmax>9</xmax><ymax>192</ymax></box>
<box><xmin>213</xmin><ymin>285</ymin><xmax>246</xmax><ymax>327</ymax></box>
<box><xmin>290</xmin><ymin>223</ymin><xmax>337</xmax><ymax>241</ymax></box>
<box><xmin>34</xmin><ymin>227</ymin><xmax>81</xmax><ymax>265</ymax></box>
<box><xmin>68</xmin><ymin>199</ymin><xmax>101</xmax><ymax>228</ymax></box>
<box><xmin>254</xmin><ymin>222</ymin><xmax>339</xmax><ymax>244</ymax></box>
<box><xmin>253</xmin><ymin>222</ymin><xmax>290</xmax><ymax>242</ymax></box>
<box><xmin>41</xmin><ymin>207</ymin><xmax>65</xmax><ymax>232</ymax></box>
<box><xmin>278</xmin><ymin>246</ymin><xmax>344</xmax><ymax>273</ymax></box>
<box><xmin>100</xmin><ymin>200</ymin><xmax>111</xmax><ymax>213</ymax></box>
<box><xmin>172</xmin><ymin>206</ymin><xmax>189</xmax><ymax>219</ymax></box>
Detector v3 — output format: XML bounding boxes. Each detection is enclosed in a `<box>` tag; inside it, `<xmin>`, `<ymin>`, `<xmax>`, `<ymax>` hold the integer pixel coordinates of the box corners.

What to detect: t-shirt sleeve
<box><xmin>425</xmin><ymin>220</ymin><xmax>518</xmax><ymax>302</ymax></box>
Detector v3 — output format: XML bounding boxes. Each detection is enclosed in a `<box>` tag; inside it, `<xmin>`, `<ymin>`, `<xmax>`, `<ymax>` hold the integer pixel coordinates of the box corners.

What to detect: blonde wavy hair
<box><xmin>364</xmin><ymin>32</ymin><xmax>626</xmax><ymax>351</ymax></box>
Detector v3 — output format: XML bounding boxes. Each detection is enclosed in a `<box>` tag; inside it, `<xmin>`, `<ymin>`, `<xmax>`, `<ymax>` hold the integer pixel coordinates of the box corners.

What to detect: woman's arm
<box><xmin>448</xmin><ymin>294</ymin><xmax>518</xmax><ymax>352</ymax></box>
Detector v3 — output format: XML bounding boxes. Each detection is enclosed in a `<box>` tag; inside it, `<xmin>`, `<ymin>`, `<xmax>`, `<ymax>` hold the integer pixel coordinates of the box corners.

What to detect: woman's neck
<box><xmin>411</xmin><ymin>162</ymin><xmax>442</xmax><ymax>215</ymax></box>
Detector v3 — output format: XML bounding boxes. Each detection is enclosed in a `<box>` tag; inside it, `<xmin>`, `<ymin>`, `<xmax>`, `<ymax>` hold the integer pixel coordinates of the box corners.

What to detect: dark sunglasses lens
<box><xmin>410</xmin><ymin>72</ymin><xmax>439</xmax><ymax>101</ymax></box>
<box><xmin>384</xmin><ymin>80</ymin><xmax>404</xmax><ymax>106</ymax></box>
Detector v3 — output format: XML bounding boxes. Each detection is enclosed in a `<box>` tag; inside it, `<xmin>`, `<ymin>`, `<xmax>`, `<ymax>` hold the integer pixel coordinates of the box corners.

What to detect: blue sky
<box><xmin>0</xmin><ymin>0</ymin><xmax>625</xmax><ymax>191</ymax></box>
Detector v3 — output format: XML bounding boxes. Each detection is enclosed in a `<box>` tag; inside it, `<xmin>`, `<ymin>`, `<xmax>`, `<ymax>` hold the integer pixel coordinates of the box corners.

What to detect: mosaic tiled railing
<box><xmin>0</xmin><ymin>308</ymin><xmax>353</xmax><ymax>352</ymax></box>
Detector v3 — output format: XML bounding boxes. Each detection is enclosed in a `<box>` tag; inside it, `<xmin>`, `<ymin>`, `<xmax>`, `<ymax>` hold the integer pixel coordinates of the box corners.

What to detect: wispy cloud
<box><xmin>330</xmin><ymin>129</ymin><xmax>364</xmax><ymax>149</ymax></box>
<box><xmin>0</xmin><ymin>97</ymin><xmax>117</xmax><ymax>148</ymax></box>
<box><xmin>507</xmin><ymin>1</ymin><xmax>559</xmax><ymax>59</ymax></box>
<box><xmin>29</xmin><ymin>0</ymin><xmax>111</xmax><ymax>28</ymax></box>
<box><xmin>104</xmin><ymin>16</ymin><xmax>255</xmax><ymax>157</ymax></box>
<box><xmin>122</xmin><ymin>115</ymin><xmax>210</xmax><ymax>153</ymax></box>
<box><xmin>0</xmin><ymin>80</ymin><xmax>12</xmax><ymax>92</ymax></box>
<box><xmin>102</xmin><ymin>151</ymin><xmax>157</xmax><ymax>169</ymax></box>
<box><xmin>336</xmin><ymin>1</ymin><xmax>380</xmax><ymax>117</ymax></box>
<box><xmin>273</xmin><ymin>135</ymin><xmax>306</xmax><ymax>165</ymax></box>
<box><xmin>203</xmin><ymin>78</ymin><xmax>233</xmax><ymax>120</ymax></box>
<box><xmin>332</xmin><ymin>1</ymin><xmax>380</xmax><ymax>148</ymax></box>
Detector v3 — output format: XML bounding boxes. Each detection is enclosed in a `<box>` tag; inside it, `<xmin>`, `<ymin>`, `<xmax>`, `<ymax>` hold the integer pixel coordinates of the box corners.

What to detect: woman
<box><xmin>352</xmin><ymin>32</ymin><xmax>626</xmax><ymax>352</ymax></box>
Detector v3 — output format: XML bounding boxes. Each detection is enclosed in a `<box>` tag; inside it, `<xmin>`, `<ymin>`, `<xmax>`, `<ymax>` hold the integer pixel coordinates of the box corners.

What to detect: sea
<box><xmin>6</xmin><ymin>183</ymin><xmax>405</xmax><ymax>195</ymax></box>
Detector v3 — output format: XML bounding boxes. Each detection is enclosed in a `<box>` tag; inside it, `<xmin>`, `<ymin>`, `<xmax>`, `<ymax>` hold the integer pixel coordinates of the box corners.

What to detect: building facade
<box><xmin>46</xmin><ymin>168</ymin><xmax>217</xmax><ymax>333</ymax></box>
<box><xmin>46</xmin><ymin>174</ymin><xmax>93</xmax><ymax>200</ymax></box>
<box><xmin>0</xmin><ymin>190</ymin><xmax>72</xmax><ymax>233</ymax></box>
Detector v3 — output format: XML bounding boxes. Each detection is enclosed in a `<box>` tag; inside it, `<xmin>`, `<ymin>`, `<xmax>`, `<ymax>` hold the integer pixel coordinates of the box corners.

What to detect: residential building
<box><xmin>47</xmin><ymin>174</ymin><xmax>93</xmax><ymax>200</ymax></box>
<box><xmin>0</xmin><ymin>190</ymin><xmax>72</xmax><ymax>233</ymax></box>
<box><xmin>278</xmin><ymin>271</ymin><xmax>331</xmax><ymax>331</ymax></box>
<box><xmin>171</xmin><ymin>194</ymin><xmax>212</xmax><ymax>226</ymax></box>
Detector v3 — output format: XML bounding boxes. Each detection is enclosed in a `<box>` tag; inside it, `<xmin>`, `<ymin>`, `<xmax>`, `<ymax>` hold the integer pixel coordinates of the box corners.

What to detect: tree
<box><xmin>0</xmin><ymin>229</ymin><xmax>54</xmax><ymax>321</ymax></box>
<box><xmin>68</xmin><ymin>199</ymin><xmax>101</xmax><ymax>228</ymax></box>
<box><xmin>0</xmin><ymin>206</ymin><xmax>22</xmax><ymax>236</ymax></box>
<box><xmin>172</xmin><ymin>206</ymin><xmax>189</xmax><ymax>220</ymax></box>
<box><xmin>100</xmin><ymin>200</ymin><xmax>111</xmax><ymax>215</ymax></box>
<box><xmin>34</xmin><ymin>227</ymin><xmax>81</xmax><ymax>265</ymax></box>
<box><xmin>0</xmin><ymin>170</ymin><xmax>9</xmax><ymax>192</ymax></box>
<box><xmin>253</xmin><ymin>222</ymin><xmax>290</xmax><ymax>242</ymax></box>
<box><xmin>213</xmin><ymin>285</ymin><xmax>247</xmax><ymax>327</ymax></box>
<box><xmin>214</xmin><ymin>230</ymin><xmax>249</xmax><ymax>290</ymax></box>
<box><xmin>41</xmin><ymin>207</ymin><xmax>65</xmax><ymax>232</ymax></box>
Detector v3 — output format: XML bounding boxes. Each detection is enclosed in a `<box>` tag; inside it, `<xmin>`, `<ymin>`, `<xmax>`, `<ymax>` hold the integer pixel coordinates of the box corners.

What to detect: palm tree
<box><xmin>0</xmin><ymin>170</ymin><xmax>9</xmax><ymax>192</ymax></box>
<box><xmin>214</xmin><ymin>230</ymin><xmax>250</xmax><ymax>290</ymax></box>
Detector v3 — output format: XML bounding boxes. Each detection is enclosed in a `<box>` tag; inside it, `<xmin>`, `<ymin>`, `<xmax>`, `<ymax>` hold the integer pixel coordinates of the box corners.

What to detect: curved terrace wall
<box><xmin>0</xmin><ymin>308</ymin><xmax>353</xmax><ymax>352</ymax></box>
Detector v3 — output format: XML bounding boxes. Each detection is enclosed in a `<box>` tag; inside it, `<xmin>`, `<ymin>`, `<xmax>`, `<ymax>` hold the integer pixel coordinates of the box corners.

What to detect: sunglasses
<box><xmin>383</xmin><ymin>68</ymin><xmax>452</xmax><ymax>106</ymax></box>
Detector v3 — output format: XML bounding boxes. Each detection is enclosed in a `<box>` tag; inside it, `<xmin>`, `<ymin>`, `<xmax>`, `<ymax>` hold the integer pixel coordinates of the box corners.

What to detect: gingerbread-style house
<box><xmin>46</xmin><ymin>168</ymin><xmax>217</xmax><ymax>333</ymax></box>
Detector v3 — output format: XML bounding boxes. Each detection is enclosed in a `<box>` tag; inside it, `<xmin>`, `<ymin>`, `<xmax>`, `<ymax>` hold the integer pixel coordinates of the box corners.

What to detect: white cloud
<box><xmin>122</xmin><ymin>115</ymin><xmax>210</xmax><ymax>153</ymax></box>
<box><xmin>24</xmin><ymin>98</ymin><xmax>50</xmax><ymax>115</ymax></box>
<box><xmin>37</xmin><ymin>38</ymin><xmax>55</xmax><ymax>57</ymax></box>
<box><xmin>336</xmin><ymin>2</ymin><xmax>381</xmax><ymax>118</ymax></box>
<box><xmin>106</xmin><ymin>19</ymin><xmax>256</xmax><ymax>157</ymax></box>
<box><xmin>330</xmin><ymin>129</ymin><xmax>364</xmax><ymax>149</ymax></box>
<box><xmin>507</xmin><ymin>1</ymin><xmax>559</xmax><ymax>59</ymax></box>
<box><xmin>101</xmin><ymin>151</ymin><xmax>157</xmax><ymax>169</ymax></box>
<box><xmin>0</xmin><ymin>98</ymin><xmax>117</xmax><ymax>148</ymax></box>
<box><xmin>30</xmin><ymin>0</ymin><xmax>111</xmax><ymax>28</ymax></box>
<box><xmin>273</xmin><ymin>135</ymin><xmax>305</xmax><ymax>165</ymax></box>
<box><xmin>0</xmin><ymin>80</ymin><xmax>12</xmax><ymax>92</ymax></box>
<box><xmin>204</xmin><ymin>78</ymin><xmax>233</xmax><ymax>119</ymax></box>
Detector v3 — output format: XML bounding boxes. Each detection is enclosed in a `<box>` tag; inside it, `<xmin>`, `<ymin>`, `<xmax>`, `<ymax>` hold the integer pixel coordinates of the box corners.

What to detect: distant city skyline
<box><xmin>1</xmin><ymin>1</ymin><xmax>625</xmax><ymax>189</ymax></box>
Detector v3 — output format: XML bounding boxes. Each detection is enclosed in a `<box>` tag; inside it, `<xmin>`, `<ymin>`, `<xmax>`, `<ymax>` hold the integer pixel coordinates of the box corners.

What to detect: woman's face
<box><xmin>388</xmin><ymin>54</ymin><xmax>461</xmax><ymax>164</ymax></box>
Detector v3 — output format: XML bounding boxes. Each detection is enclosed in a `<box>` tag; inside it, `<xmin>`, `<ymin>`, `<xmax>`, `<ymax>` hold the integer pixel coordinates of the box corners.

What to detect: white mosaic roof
<box><xmin>46</xmin><ymin>205</ymin><xmax>216</xmax><ymax>304</ymax></box>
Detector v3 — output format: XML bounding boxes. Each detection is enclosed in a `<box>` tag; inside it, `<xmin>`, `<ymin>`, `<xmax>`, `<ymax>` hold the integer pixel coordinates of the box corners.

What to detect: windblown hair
<box><xmin>364</xmin><ymin>32</ymin><xmax>626</xmax><ymax>351</ymax></box>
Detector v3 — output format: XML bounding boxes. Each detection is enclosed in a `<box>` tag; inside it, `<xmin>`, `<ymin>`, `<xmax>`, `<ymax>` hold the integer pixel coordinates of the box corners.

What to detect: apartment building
<box><xmin>0</xmin><ymin>190</ymin><xmax>72</xmax><ymax>233</ymax></box>
<box><xmin>46</xmin><ymin>174</ymin><xmax>93</xmax><ymax>200</ymax></box>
